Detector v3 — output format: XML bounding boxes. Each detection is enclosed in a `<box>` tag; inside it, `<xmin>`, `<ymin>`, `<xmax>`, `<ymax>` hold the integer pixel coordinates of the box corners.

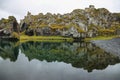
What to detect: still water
<box><xmin>0</xmin><ymin>40</ymin><xmax>120</xmax><ymax>80</ymax></box>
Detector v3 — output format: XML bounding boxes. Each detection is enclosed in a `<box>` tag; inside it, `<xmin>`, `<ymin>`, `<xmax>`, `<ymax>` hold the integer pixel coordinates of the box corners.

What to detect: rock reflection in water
<box><xmin>0</xmin><ymin>40</ymin><xmax>120</xmax><ymax>72</ymax></box>
<box><xmin>0</xmin><ymin>40</ymin><xmax>19</xmax><ymax>61</ymax></box>
<box><xmin>20</xmin><ymin>41</ymin><xmax>120</xmax><ymax>72</ymax></box>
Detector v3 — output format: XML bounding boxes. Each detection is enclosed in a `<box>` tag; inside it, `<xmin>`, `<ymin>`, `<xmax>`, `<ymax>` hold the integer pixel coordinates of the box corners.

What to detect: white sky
<box><xmin>0</xmin><ymin>0</ymin><xmax>120</xmax><ymax>22</ymax></box>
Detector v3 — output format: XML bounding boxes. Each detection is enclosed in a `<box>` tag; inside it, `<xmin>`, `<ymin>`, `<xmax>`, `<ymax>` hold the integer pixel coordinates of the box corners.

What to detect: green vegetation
<box><xmin>20</xmin><ymin>35</ymin><xmax>73</xmax><ymax>43</ymax></box>
<box><xmin>84</xmin><ymin>35</ymin><xmax>118</xmax><ymax>41</ymax></box>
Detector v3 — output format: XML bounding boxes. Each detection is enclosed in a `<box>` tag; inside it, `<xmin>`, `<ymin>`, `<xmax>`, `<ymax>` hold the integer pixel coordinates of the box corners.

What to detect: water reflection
<box><xmin>0</xmin><ymin>40</ymin><xmax>120</xmax><ymax>72</ymax></box>
<box><xmin>20</xmin><ymin>41</ymin><xmax>120</xmax><ymax>72</ymax></box>
<box><xmin>0</xmin><ymin>40</ymin><xmax>19</xmax><ymax>61</ymax></box>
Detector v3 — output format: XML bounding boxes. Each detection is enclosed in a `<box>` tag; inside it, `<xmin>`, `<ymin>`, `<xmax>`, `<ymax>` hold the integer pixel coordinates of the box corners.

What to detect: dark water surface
<box><xmin>0</xmin><ymin>40</ymin><xmax>120</xmax><ymax>80</ymax></box>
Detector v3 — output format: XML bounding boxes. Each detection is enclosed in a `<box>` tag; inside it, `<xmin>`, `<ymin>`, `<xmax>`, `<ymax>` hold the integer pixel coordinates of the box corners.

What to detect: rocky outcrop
<box><xmin>20</xmin><ymin>5</ymin><xmax>120</xmax><ymax>38</ymax></box>
<box><xmin>0</xmin><ymin>5</ymin><xmax>120</xmax><ymax>39</ymax></box>
<box><xmin>0</xmin><ymin>16</ymin><xmax>19</xmax><ymax>39</ymax></box>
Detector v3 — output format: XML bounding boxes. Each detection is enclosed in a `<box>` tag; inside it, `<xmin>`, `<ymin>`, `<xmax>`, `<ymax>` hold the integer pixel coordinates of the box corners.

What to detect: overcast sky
<box><xmin>0</xmin><ymin>0</ymin><xmax>120</xmax><ymax>22</ymax></box>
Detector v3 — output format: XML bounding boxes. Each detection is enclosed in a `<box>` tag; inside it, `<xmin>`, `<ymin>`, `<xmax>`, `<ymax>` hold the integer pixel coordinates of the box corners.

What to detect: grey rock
<box><xmin>91</xmin><ymin>38</ymin><xmax>120</xmax><ymax>58</ymax></box>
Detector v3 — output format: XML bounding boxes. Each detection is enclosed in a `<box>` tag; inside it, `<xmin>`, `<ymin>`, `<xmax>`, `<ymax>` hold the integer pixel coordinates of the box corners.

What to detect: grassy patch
<box><xmin>20</xmin><ymin>35</ymin><xmax>73</xmax><ymax>43</ymax></box>
<box><xmin>84</xmin><ymin>35</ymin><xmax>118</xmax><ymax>42</ymax></box>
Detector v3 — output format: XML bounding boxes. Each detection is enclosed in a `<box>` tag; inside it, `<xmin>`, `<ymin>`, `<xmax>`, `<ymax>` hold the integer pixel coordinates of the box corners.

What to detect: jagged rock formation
<box><xmin>0</xmin><ymin>5</ymin><xmax>120</xmax><ymax>39</ymax></box>
<box><xmin>0</xmin><ymin>16</ymin><xmax>19</xmax><ymax>39</ymax></box>
<box><xmin>20</xmin><ymin>5</ymin><xmax>120</xmax><ymax>38</ymax></box>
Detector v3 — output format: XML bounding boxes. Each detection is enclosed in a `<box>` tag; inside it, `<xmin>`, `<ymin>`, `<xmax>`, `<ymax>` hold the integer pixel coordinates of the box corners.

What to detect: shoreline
<box><xmin>0</xmin><ymin>35</ymin><xmax>118</xmax><ymax>42</ymax></box>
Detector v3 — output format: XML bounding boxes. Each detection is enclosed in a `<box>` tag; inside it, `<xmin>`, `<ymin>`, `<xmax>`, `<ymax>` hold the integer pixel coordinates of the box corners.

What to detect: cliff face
<box><xmin>0</xmin><ymin>16</ymin><xmax>19</xmax><ymax>39</ymax></box>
